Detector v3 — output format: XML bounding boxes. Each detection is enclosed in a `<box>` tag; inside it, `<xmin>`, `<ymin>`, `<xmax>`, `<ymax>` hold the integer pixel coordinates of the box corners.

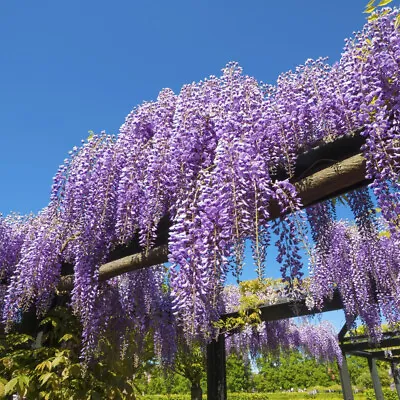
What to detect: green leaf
<box><xmin>378</xmin><ymin>230</ymin><xmax>391</xmax><ymax>238</ymax></box>
<box><xmin>59</xmin><ymin>333</ymin><xmax>74</xmax><ymax>343</ymax></box>
<box><xmin>51</xmin><ymin>355</ymin><xmax>66</xmax><ymax>368</ymax></box>
<box><xmin>377</xmin><ymin>0</ymin><xmax>392</xmax><ymax>6</ymax></box>
<box><xmin>18</xmin><ymin>375</ymin><xmax>29</xmax><ymax>387</ymax></box>
<box><xmin>12</xmin><ymin>334</ymin><xmax>34</xmax><ymax>346</ymax></box>
<box><xmin>17</xmin><ymin>375</ymin><xmax>29</xmax><ymax>394</ymax></box>
<box><xmin>35</xmin><ymin>360</ymin><xmax>52</xmax><ymax>372</ymax></box>
<box><xmin>368</xmin><ymin>13</ymin><xmax>379</xmax><ymax>21</ymax></box>
<box><xmin>381</xmin><ymin>8</ymin><xmax>390</xmax><ymax>17</ymax></box>
<box><xmin>0</xmin><ymin>382</ymin><xmax>4</xmax><ymax>398</ymax></box>
<box><xmin>91</xmin><ymin>392</ymin><xmax>102</xmax><ymax>400</ymax></box>
<box><xmin>364</xmin><ymin>4</ymin><xmax>376</xmax><ymax>13</ymax></box>
<box><xmin>395</xmin><ymin>13</ymin><xmax>400</xmax><ymax>29</ymax></box>
<box><xmin>39</xmin><ymin>316</ymin><xmax>58</xmax><ymax>328</ymax></box>
<box><xmin>4</xmin><ymin>377</ymin><xmax>18</xmax><ymax>395</ymax></box>
<box><xmin>39</xmin><ymin>372</ymin><xmax>54</xmax><ymax>386</ymax></box>
<box><xmin>41</xmin><ymin>392</ymin><xmax>51</xmax><ymax>400</ymax></box>
<box><xmin>369</xmin><ymin>95</ymin><xmax>378</xmax><ymax>105</ymax></box>
<box><xmin>68</xmin><ymin>364</ymin><xmax>81</xmax><ymax>378</ymax></box>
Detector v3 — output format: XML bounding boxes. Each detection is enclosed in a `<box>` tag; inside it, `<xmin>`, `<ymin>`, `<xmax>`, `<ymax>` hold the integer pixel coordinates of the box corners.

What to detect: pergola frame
<box><xmin>207</xmin><ymin>291</ymin><xmax>344</xmax><ymax>400</ymax></box>
<box><xmin>339</xmin><ymin>325</ymin><xmax>400</xmax><ymax>400</ymax></box>
<box><xmin>58</xmin><ymin>132</ymin><xmax>368</xmax><ymax>291</ymax></box>
<box><xmin>61</xmin><ymin>132</ymin><xmax>367</xmax><ymax>400</ymax></box>
<box><xmin>10</xmin><ymin>132</ymin><xmax>396</xmax><ymax>399</ymax></box>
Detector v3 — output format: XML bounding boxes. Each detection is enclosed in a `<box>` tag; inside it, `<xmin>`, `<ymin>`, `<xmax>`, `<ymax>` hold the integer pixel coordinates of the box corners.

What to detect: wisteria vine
<box><xmin>0</xmin><ymin>8</ymin><xmax>399</xmax><ymax>362</ymax></box>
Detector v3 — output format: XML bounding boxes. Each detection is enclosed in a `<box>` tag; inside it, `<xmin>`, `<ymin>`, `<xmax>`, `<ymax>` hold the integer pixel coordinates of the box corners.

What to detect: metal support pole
<box><xmin>368</xmin><ymin>358</ymin><xmax>384</xmax><ymax>400</ymax></box>
<box><xmin>391</xmin><ymin>361</ymin><xmax>400</xmax><ymax>399</ymax></box>
<box><xmin>338</xmin><ymin>353</ymin><xmax>354</xmax><ymax>400</ymax></box>
<box><xmin>207</xmin><ymin>334</ymin><xmax>227</xmax><ymax>400</ymax></box>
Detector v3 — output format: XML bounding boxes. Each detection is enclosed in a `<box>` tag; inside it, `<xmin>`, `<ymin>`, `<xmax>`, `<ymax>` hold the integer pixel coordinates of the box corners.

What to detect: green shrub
<box><xmin>365</xmin><ymin>387</ymin><xmax>397</xmax><ymax>400</ymax></box>
<box><xmin>141</xmin><ymin>395</ymin><xmax>269</xmax><ymax>400</ymax></box>
<box><xmin>229</xmin><ymin>394</ymin><xmax>269</xmax><ymax>400</ymax></box>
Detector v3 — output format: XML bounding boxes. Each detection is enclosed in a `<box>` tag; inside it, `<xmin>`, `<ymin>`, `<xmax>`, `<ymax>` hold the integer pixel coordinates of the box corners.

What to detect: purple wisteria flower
<box><xmin>0</xmin><ymin>7</ymin><xmax>400</xmax><ymax>359</ymax></box>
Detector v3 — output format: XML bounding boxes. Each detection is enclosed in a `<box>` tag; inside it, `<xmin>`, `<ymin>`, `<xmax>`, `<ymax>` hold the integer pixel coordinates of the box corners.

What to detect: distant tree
<box><xmin>346</xmin><ymin>355</ymin><xmax>391</xmax><ymax>389</ymax></box>
<box><xmin>254</xmin><ymin>350</ymin><xmax>339</xmax><ymax>392</ymax></box>
<box><xmin>226</xmin><ymin>354</ymin><xmax>252</xmax><ymax>392</ymax></box>
<box><xmin>166</xmin><ymin>341</ymin><xmax>206</xmax><ymax>400</ymax></box>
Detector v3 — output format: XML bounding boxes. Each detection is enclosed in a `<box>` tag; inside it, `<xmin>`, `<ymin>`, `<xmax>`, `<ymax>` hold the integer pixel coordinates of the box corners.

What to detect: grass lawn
<box><xmin>266</xmin><ymin>393</ymin><xmax>366</xmax><ymax>400</ymax></box>
<box><xmin>142</xmin><ymin>392</ymin><xmax>368</xmax><ymax>399</ymax></box>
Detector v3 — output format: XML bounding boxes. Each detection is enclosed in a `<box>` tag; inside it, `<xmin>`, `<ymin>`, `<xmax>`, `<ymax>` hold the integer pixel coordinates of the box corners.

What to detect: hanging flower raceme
<box><xmin>1</xmin><ymin>8</ymin><xmax>400</xmax><ymax>357</ymax></box>
<box><xmin>2</xmin><ymin>206</ymin><xmax>65</xmax><ymax>327</ymax></box>
<box><xmin>222</xmin><ymin>284</ymin><xmax>342</xmax><ymax>363</ymax></box>
<box><xmin>0</xmin><ymin>214</ymin><xmax>29</xmax><ymax>316</ymax></box>
<box><xmin>309</xmin><ymin>219</ymin><xmax>400</xmax><ymax>341</ymax></box>
<box><xmin>0</xmin><ymin>213</ymin><xmax>28</xmax><ymax>281</ymax></box>
<box><xmin>225</xmin><ymin>320</ymin><xmax>343</xmax><ymax>364</ymax></box>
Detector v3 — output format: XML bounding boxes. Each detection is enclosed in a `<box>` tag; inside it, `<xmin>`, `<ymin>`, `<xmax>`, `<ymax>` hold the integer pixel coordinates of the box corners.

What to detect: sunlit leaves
<box><xmin>396</xmin><ymin>13</ymin><xmax>400</xmax><ymax>28</ymax></box>
<box><xmin>364</xmin><ymin>0</ymin><xmax>392</xmax><ymax>14</ymax></box>
<box><xmin>378</xmin><ymin>0</ymin><xmax>394</xmax><ymax>6</ymax></box>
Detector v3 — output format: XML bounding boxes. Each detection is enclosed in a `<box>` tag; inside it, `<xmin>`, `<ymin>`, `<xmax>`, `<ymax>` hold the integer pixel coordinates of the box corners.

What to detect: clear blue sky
<box><xmin>0</xmin><ymin>0</ymin><xmax>381</xmax><ymax>215</ymax></box>
<box><xmin>0</xmin><ymin>0</ymin><xmax>393</xmax><ymax>329</ymax></box>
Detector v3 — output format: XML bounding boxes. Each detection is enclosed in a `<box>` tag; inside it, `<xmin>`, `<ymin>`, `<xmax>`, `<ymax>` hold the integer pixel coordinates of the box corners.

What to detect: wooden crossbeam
<box><xmin>58</xmin><ymin>152</ymin><xmax>368</xmax><ymax>291</ymax></box>
<box><xmin>223</xmin><ymin>290</ymin><xmax>343</xmax><ymax>323</ymax></box>
<box><xmin>348</xmin><ymin>349</ymin><xmax>400</xmax><ymax>361</ymax></box>
<box><xmin>342</xmin><ymin>330</ymin><xmax>400</xmax><ymax>343</ymax></box>
<box><xmin>58</xmin><ymin>244</ymin><xmax>169</xmax><ymax>291</ymax></box>
<box><xmin>341</xmin><ymin>336</ymin><xmax>400</xmax><ymax>353</ymax></box>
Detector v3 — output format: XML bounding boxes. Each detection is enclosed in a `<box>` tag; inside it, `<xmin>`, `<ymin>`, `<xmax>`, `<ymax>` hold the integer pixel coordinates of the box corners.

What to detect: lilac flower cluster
<box><xmin>2</xmin><ymin>207</ymin><xmax>64</xmax><ymax>324</ymax></box>
<box><xmin>308</xmin><ymin>219</ymin><xmax>400</xmax><ymax>341</ymax></box>
<box><xmin>226</xmin><ymin>320</ymin><xmax>342</xmax><ymax>364</ymax></box>
<box><xmin>0</xmin><ymin>8</ymin><xmax>399</xmax><ymax>359</ymax></box>
<box><xmin>0</xmin><ymin>214</ymin><xmax>28</xmax><ymax>315</ymax></box>
<box><xmin>223</xmin><ymin>285</ymin><xmax>342</xmax><ymax>363</ymax></box>
<box><xmin>0</xmin><ymin>214</ymin><xmax>27</xmax><ymax>281</ymax></box>
<box><xmin>96</xmin><ymin>265</ymin><xmax>177</xmax><ymax>366</ymax></box>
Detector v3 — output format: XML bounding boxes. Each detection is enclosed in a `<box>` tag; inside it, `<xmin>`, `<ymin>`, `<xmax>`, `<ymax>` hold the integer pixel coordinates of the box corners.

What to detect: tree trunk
<box><xmin>191</xmin><ymin>383</ymin><xmax>202</xmax><ymax>400</ymax></box>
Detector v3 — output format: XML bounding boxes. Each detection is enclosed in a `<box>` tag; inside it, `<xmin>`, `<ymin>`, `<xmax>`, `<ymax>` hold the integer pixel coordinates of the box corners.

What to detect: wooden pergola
<box><xmin>337</xmin><ymin>325</ymin><xmax>400</xmax><ymax>400</ymax></box>
<box><xmin>209</xmin><ymin>291</ymin><xmax>344</xmax><ymax>400</ymax></box>
<box><xmin>48</xmin><ymin>131</ymin><xmax>396</xmax><ymax>399</ymax></box>
<box><xmin>59</xmin><ymin>133</ymin><xmax>368</xmax><ymax>291</ymax></box>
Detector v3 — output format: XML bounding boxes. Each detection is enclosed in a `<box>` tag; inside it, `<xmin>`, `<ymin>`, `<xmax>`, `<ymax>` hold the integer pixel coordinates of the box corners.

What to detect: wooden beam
<box><xmin>260</xmin><ymin>290</ymin><xmax>343</xmax><ymax>321</ymax></box>
<box><xmin>207</xmin><ymin>334</ymin><xmax>227</xmax><ymax>400</ymax></box>
<box><xmin>390</xmin><ymin>362</ymin><xmax>400</xmax><ymax>399</ymax></box>
<box><xmin>339</xmin><ymin>320</ymin><xmax>353</xmax><ymax>342</ymax></box>
<box><xmin>223</xmin><ymin>290</ymin><xmax>343</xmax><ymax>323</ymax></box>
<box><xmin>338</xmin><ymin>353</ymin><xmax>354</xmax><ymax>400</ymax></box>
<box><xmin>369</xmin><ymin>358</ymin><xmax>384</xmax><ymax>400</ymax></box>
<box><xmin>341</xmin><ymin>337</ymin><xmax>400</xmax><ymax>353</ymax></box>
<box><xmin>294</xmin><ymin>153</ymin><xmax>367</xmax><ymax>208</ymax></box>
<box><xmin>56</xmin><ymin>153</ymin><xmax>367</xmax><ymax>290</ymax></box>
<box><xmin>347</xmin><ymin>349</ymin><xmax>400</xmax><ymax>362</ymax></box>
<box><xmin>58</xmin><ymin>244</ymin><xmax>169</xmax><ymax>291</ymax></box>
<box><xmin>342</xmin><ymin>331</ymin><xmax>400</xmax><ymax>343</ymax></box>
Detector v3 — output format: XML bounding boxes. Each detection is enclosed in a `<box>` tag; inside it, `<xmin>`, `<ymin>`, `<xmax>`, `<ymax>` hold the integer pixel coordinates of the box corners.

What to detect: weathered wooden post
<box><xmin>390</xmin><ymin>361</ymin><xmax>400</xmax><ymax>399</ymax></box>
<box><xmin>207</xmin><ymin>334</ymin><xmax>227</xmax><ymax>400</ymax></box>
<box><xmin>368</xmin><ymin>357</ymin><xmax>384</xmax><ymax>400</ymax></box>
<box><xmin>338</xmin><ymin>352</ymin><xmax>354</xmax><ymax>400</ymax></box>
